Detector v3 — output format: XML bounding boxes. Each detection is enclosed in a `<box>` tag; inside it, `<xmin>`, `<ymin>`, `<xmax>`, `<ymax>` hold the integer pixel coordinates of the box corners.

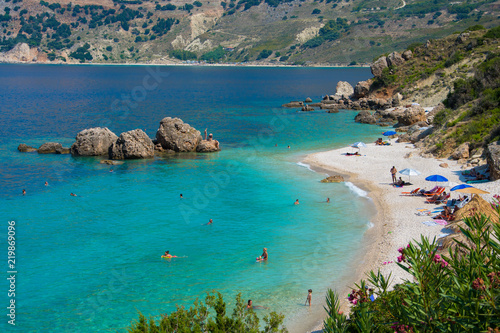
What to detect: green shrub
<box><xmin>106</xmin><ymin>46</ymin><xmax>112</xmax><ymax>51</ymax></box>
<box><xmin>170</xmin><ymin>49</ymin><xmax>197</xmax><ymax>60</ymax></box>
<box><xmin>279</xmin><ymin>55</ymin><xmax>289</xmax><ymax>62</ymax></box>
<box><xmin>485</xmin><ymin>25</ymin><xmax>500</xmax><ymax>38</ymax></box>
<box><xmin>256</xmin><ymin>49</ymin><xmax>272</xmax><ymax>60</ymax></box>
<box><xmin>324</xmin><ymin>212</ymin><xmax>500</xmax><ymax>332</ymax></box>
<box><xmin>127</xmin><ymin>292</ymin><xmax>287</xmax><ymax>333</ymax></box>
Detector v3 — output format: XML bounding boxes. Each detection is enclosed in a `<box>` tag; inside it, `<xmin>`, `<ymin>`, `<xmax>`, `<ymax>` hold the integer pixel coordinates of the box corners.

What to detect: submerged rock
<box><xmin>282</xmin><ymin>101</ymin><xmax>304</xmax><ymax>108</ymax></box>
<box><xmin>321</xmin><ymin>175</ymin><xmax>344</xmax><ymax>183</ymax></box>
<box><xmin>71</xmin><ymin>127</ymin><xmax>118</xmax><ymax>156</ymax></box>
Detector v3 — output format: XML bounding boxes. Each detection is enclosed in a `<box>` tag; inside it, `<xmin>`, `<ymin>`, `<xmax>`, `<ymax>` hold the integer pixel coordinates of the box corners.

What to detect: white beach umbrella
<box><xmin>399</xmin><ymin>168</ymin><xmax>421</xmax><ymax>182</ymax></box>
<box><xmin>351</xmin><ymin>142</ymin><xmax>367</xmax><ymax>149</ymax></box>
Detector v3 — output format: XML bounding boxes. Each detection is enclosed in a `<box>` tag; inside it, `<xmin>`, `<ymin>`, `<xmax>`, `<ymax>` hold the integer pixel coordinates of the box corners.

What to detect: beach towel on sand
<box><xmin>422</xmin><ymin>220</ymin><xmax>448</xmax><ymax>226</ymax></box>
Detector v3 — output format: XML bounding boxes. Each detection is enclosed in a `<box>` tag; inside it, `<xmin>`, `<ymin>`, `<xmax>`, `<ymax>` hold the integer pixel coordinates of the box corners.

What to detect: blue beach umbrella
<box><xmin>450</xmin><ymin>184</ymin><xmax>473</xmax><ymax>191</ymax></box>
<box><xmin>383</xmin><ymin>130</ymin><xmax>397</xmax><ymax>136</ymax></box>
<box><xmin>425</xmin><ymin>174</ymin><xmax>449</xmax><ymax>182</ymax></box>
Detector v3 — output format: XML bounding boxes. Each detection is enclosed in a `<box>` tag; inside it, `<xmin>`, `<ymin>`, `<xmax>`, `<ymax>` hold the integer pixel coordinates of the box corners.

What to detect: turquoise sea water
<box><xmin>0</xmin><ymin>65</ymin><xmax>382</xmax><ymax>332</ymax></box>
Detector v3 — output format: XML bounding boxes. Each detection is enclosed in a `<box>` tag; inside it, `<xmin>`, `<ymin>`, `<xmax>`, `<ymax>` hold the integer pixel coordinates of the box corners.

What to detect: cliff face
<box><xmin>0</xmin><ymin>43</ymin><xmax>48</xmax><ymax>63</ymax></box>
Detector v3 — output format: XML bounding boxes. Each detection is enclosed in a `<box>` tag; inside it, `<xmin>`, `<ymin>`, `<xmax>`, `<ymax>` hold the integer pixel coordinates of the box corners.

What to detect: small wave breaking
<box><xmin>345</xmin><ymin>181</ymin><xmax>368</xmax><ymax>198</ymax></box>
<box><xmin>296</xmin><ymin>162</ymin><xmax>314</xmax><ymax>172</ymax></box>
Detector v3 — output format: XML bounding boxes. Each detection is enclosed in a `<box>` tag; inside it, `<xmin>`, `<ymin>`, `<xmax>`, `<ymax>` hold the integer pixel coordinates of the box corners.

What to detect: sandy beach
<box><xmin>302</xmin><ymin>140</ymin><xmax>499</xmax><ymax>332</ymax></box>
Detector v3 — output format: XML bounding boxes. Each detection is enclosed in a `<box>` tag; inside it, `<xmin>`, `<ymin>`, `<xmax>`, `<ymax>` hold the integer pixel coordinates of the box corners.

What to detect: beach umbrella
<box><xmin>454</xmin><ymin>187</ymin><xmax>490</xmax><ymax>194</ymax></box>
<box><xmin>351</xmin><ymin>142</ymin><xmax>367</xmax><ymax>149</ymax></box>
<box><xmin>383</xmin><ymin>130</ymin><xmax>397</xmax><ymax>136</ymax></box>
<box><xmin>425</xmin><ymin>175</ymin><xmax>449</xmax><ymax>182</ymax></box>
<box><xmin>450</xmin><ymin>184</ymin><xmax>473</xmax><ymax>191</ymax></box>
<box><xmin>399</xmin><ymin>168</ymin><xmax>421</xmax><ymax>182</ymax></box>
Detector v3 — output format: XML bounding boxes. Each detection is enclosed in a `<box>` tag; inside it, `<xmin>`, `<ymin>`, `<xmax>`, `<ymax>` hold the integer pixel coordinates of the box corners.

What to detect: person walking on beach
<box><xmin>390</xmin><ymin>166</ymin><xmax>397</xmax><ymax>184</ymax></box>
<box><xmin>305</xmin><ymin>289</ymin><xmax>312</xmax><ymax>306</ymax></box>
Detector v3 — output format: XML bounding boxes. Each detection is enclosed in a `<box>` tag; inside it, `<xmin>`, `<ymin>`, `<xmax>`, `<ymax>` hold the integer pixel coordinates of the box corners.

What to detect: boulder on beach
<box><xmin>110</xmin><ymin>129</ymin><xmax>154</xmax><ymax>160</ymax></box>
<box><xmin>38</xmin><ymin>142</ymin><xmax>63</xmax><ymax>154</ymax></box>
<box><xmin>396</xmin><ymin>106</ymin><xmax>427</xmax><ymax>127</ymax></box>
<box><xmin>451</xmin><ymin>142</ymin><xmax>470</xmax><ymax>160</ymax></box>
<box><xmin>354</xmin><ymin>110</ymin><xmax>377</xmax><ymax>124</ymax></box>
<box><xmin>353</xmin><ymin>80</ymin><xmax>371</xmax><ymax>99</ymax></box>
<box><xmin>156</xmin><ymin>117</ymin><xmax>202</xmax><ymax>152</ymax></box>
<box><xmin>71</xmin><ymin>127</ymin><xmax>118</xmax><ymax>156</ymax></box>
<box><xmin>321</xmin><ymin>175</ymin><xmax>344</xmax><ymax>183</ymax></box>
<box><xmin>17</xmin><ymin>143</ymin><xmax>37</xmax><ymax>153</ymax></box>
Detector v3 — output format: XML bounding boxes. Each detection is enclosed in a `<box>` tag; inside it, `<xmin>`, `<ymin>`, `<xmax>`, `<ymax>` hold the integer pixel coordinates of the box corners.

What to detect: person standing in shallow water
<box><xmin>305</xmin><ymin>289</ymin><xmax>312</xmax><ymax>306</ymax></box>
<box><xmin>390</xmin><ymin>166</ymin><xmax>397</xmax><ymax>184</ymax></box>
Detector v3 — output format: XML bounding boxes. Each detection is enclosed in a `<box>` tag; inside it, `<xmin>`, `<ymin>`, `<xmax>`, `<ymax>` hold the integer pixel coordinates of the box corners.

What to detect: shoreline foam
<box><xmin>302</xmin><ymin>141</ymin><xmax>498</xmax><ymax>332</ymax></box>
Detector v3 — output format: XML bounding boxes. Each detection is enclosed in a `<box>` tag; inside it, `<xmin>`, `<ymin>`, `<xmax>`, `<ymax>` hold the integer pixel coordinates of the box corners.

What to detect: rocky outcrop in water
<box><xmin>17</xmin><ymin>144</ymin><xmax>37</xmax><ymax>152</ymax></box>
<box><xmin>354</xmin><ymin>110</ymin><xmax>377</xmax><ymax>124</ymax></box>
<box><xmin>353</xmin><ymin>80</ymin><xmax>371</xmax><ymax>99</ymax></box>
<box><xmin>38</xmin><ymin>142</ymin><xmax>63</xmax><ymax>154</ymax></box>
<box><xmin>110</xmin><ymin>129</ymin><xmax>154</xmax><ymax>159</ymax></box>
<box><xmin>335</xmin><ymin>81</ymin><xmax>354</xmax><ymax>99</ymax></box>
<box><xmin>196</xmin><ymin>139</ymin><xmax>220</xmax><ymax>152</ymax></box>
<box><xmin>282</xmin><ymin>101</ymin><xmax>304</xmax><ymax>108</ymax></box>
<box><xmin>71</xmin><ymin>127</ymin><xmax>118</xmax><ymax>156</ymax></box>
<box><xmin>156</xmin><ymin>117</ymin><xmax>202</xmax><ymax>152</ymax></box>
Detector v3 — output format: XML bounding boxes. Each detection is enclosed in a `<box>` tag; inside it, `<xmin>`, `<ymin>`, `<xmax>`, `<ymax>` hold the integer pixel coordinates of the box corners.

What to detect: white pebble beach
<box><xmin>302</xmin><ymin>140</ymin><xmax>499</xmax><ymax>332</ymax></box>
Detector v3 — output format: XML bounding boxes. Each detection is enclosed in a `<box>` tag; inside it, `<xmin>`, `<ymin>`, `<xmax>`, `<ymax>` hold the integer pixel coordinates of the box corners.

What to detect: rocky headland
<box><xmin>283</xmin><ymin>27</ymin><xmax>500</xmax><ymax>181</ymax></box>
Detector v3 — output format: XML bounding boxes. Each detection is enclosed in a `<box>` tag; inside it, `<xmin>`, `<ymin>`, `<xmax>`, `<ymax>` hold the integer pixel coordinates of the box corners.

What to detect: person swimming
<box><xmin>70</xmin><ymin>193</ymin><xmax>77</xmax><ymax>197</ymax></box>
<box><xmin>294</xmin><ymin>199</ymin><xmax>299</xmax><ymax>205</ymax></box>
<box><xmin>257</xmin><ymin>248</ymin><xmax>268</xmax><ymax>261</ymax></box>
<box><xmin>162</xmin><ymin>251</ymin><xmax>175</xmax><ymax>258</ymax></box>
<box><xmin>207</xmin><ymin>219</ymin><xmax>213</xmax><ymax>225</ymax></box>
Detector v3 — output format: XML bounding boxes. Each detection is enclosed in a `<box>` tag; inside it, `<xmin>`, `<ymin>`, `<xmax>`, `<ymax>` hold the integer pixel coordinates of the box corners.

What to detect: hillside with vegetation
<box><xmin>358</xmin><ymin>26</ymin><xmax>500</xmax><ymax>159</ymax></box>
<box><xmin>0</xmin><ymin>0</ymin><xmax>499</xmax><ymax>64</ymax></box>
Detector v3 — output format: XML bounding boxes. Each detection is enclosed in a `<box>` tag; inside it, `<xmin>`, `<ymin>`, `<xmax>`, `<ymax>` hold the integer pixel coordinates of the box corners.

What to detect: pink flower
<box><xmin>397</xmin><ymin>255</ymin><xmax>404</xmax><ymax>263</ymax></box>
<box><xmin>441</xmin><ymin>260</ymin><xmax>449</xmax><ymax>268</ymax></box>
<box><xmin>352</xmin><ymin>299</ymin><xmax>358</xmax><ymax>305</ymax></box>
<box><xmin>398</xmin><ymin>247</ymin><xmax>404</xmax><ymax>254</ymax></box>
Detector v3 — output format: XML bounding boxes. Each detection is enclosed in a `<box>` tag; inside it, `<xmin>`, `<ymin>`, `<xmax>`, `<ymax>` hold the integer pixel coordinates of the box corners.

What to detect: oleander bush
<box><xmin>127</xmin><ymin>291</ymin><xmax>288</xmax><ymax>333</ymax></box>
<box><xmin>324</xmin><ymin>210</ymin><xmax>500</xmax><ymax>332</ymax></box>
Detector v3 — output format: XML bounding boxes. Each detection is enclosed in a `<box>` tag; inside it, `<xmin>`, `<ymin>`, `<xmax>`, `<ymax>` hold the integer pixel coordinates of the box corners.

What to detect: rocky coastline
<box><xmin>17</xmin><ymin>117</ymin><xmax>220</xmax><ymax>161</ymax></box>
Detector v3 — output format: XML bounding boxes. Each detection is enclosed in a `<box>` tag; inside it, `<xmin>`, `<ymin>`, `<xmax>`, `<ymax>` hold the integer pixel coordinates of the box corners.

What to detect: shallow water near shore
<box><xmin>0</xmin><ymin>65</ymin><xmax>381</xmax><ymax>332</ymax></box>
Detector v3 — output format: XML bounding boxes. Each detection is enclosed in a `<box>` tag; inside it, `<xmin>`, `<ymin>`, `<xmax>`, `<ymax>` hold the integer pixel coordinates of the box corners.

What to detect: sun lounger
<box><xmin>466</xmin><ymin>179</ymin><xmax>490</xmax><ymax>184</ymax></box>
<box><xmin>424</xmin><ymin>187</ymin><xmax>445</xmax><ymax>197</ymax></box>
<box><xmin>401</xmin><ymin>188</ymin><xmax>420</xmax><ymax>195</ymax></box>
<box><xmin>434</xmin><ymin>193</ymin><xmax>450</xmax><ymax>204</ymax></box>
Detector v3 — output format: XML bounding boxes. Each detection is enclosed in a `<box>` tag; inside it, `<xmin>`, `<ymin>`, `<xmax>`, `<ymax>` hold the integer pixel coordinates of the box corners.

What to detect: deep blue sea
<box><xmin>0</xmin><ymin>65</ymin><xmax>381</xmax><ymax>332</ymax></box>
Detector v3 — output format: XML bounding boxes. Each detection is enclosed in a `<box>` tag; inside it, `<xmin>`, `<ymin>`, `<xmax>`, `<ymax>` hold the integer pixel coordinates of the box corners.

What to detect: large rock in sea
<box><xmin>109</xmin><ymin>129</ymin><xmax>154</xmax><ymax>160</ymax></box>
<box><xmin>370</xmin><ymin>57</ymin><xmax>388</xmax><ymax>77</ymax></box>
<box><xmin>354</xmin><ymin>110</ymin><xmax>377</xmax><ymax>124</ymax></box>
<box><xmin>486</xmin><ymin>141</ymin><xmax>500</xmax><ymax>180</ymax></box>
<box><xmin>335</xmin><ymin>81</ymin><xmax>354</xmax><ymax>99</ymax></box>
<box><xmin>17</xmin><ymin>143</ymin><xmax>37</xmax><ymax>152</ymax></box>
<box><xmin>396</xmin><ymin>106</ymin><xmax>427</xmax><ymax>126</ymax></box>
<box><xmin>282</xmin><ymin>101</ymin><xmax>303</xmax><ymax>107</ymax></box>
<box><xmin>387</xmin><ymin>51</ymin><xmax>405</xmax><ymax>67</ymax></box>
<box><xmin>196</xmin><ymin>140</ymin><xmax>220</xmax><ymax>152</ymax></box>
<box><xmin>353</xmin><ymin>80</ymin><xmax>371</xmax><ymax>99</ymax></box>
<box><xmin>38</xmin><ymin>142</ymin><xmax>63</xmax><ymax>154</ymax></box>
<box><xmin>156</xmin><ymin>117</ymin><xmax>202</xmax><ymax>152</ymax></box>
<box><xmin>71</xmin><ymin>127</ymin><xmax>118</xmax><ymax>156</ymax></box>
<box><xmin>451</xmin><ymin>142</ymin><xmax>470</xmax><ymax>160</ymax></box>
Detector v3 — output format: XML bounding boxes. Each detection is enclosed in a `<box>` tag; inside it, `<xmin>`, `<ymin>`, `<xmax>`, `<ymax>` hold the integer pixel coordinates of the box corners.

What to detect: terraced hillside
<box><xmin>0</xmin><ymin>0</ymin><xmax>499</xmax><ymax>64</ymax></box>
